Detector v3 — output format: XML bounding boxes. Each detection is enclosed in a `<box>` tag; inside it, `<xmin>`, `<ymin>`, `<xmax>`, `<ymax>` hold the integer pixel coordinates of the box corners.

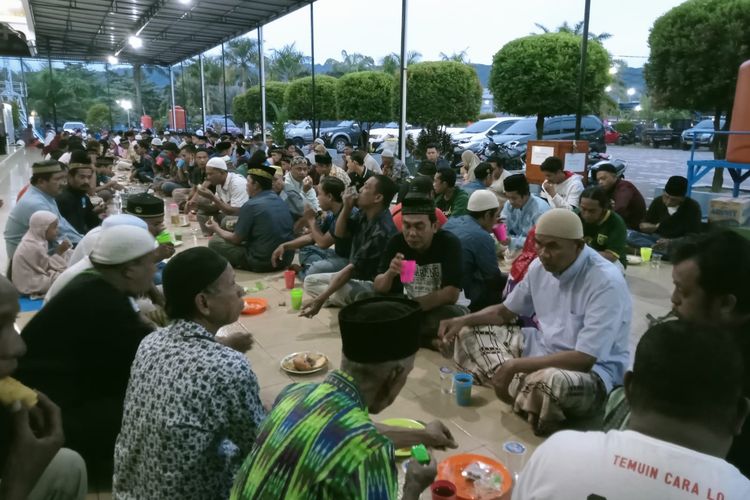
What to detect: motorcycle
<box><xmin>452</xmin><ymin>137</ymin><xmax>526</xmax><ymax>172</ymax></box>
<box><xmin>587</xmin><ymin>151</ymin><xmax>627</xmax><ymax>184</ymax></box>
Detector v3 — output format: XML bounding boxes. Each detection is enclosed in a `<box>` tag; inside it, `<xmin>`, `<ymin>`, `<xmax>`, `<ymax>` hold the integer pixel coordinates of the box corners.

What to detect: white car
<box><xmin>369</xmin><ymin>122</ymin><xmax>422</xmax><ymax>148</ymax></box>
<box><xmin>62</xmin><ymin>121</ymin><xmax>86</xmax><ymax>134</ymax></box>
<box><xmin>451</xmin><ymin>117</ymin><xmax>520</xmax><ymax>149</ymax></box>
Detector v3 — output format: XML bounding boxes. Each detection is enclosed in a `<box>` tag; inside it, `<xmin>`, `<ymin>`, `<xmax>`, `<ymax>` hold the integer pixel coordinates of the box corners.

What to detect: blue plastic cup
<box><xmin>453</xmin><ymin>373</ymin><xmax>473</xmax><ymax>406</ymax></box>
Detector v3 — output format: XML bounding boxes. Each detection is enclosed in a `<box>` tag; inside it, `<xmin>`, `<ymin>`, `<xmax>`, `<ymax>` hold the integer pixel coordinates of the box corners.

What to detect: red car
<box><xmin>605</xmin><ymin>125</ymin><xmax>621</xmax><ymax>145</ymax></box>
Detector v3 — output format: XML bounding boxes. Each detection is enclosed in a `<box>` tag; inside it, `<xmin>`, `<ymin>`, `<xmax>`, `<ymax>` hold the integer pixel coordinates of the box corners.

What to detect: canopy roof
<box><xmin>26</xmin><ymin>0</ymin><xmax>311</xmax><ymax>65</ymax></box>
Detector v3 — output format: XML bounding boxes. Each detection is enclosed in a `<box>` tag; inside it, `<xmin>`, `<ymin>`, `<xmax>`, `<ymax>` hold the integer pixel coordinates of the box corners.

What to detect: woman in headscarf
<box><xmin>461</xmin><ymin>149</ymin><xmax>481</xmax><ymax>182</ymax></box>
<box><xmin>11</xmin><ymin>210</ymin><xmax>71</xmax><ymax>297</ymax></box>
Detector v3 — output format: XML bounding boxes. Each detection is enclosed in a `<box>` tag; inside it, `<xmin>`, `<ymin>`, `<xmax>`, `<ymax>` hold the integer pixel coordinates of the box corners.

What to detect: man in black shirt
<box><xmin>346</xmin><ymin>150</ymin><xmax>374</xmax><ymax>192</ymax></box>
<box><xmin>626</xmin><ymin>176</ymin><xmax>702</xmax><ymax>253</ymax></box>
<box><xmin>301</xmin><ymin>175</ymin><xmax>399</xmax><ymax>318</ymax></box>
<box><xmin>14</xmin><ymin>225</ymin><xmax>158</xmax><ymax>483</ymax></box>
<box><xmin>56</xmin><ymin>151</ymin><xmax>103</xmax><ymax>235</ymax></box>
<box><xmin>374</xmin><ymin>193</ymin><xmax>467</xmax><ymax>348</ymax></box>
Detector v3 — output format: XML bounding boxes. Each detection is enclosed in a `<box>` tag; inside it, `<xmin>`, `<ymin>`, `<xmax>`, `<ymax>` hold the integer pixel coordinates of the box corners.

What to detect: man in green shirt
<box><xmin>231</xmin><ymin>297</ymin><xmax>457</xmax><ymax>500</ymax></box>
<box><xmin>433</xmin><ymin>167</ymin><xmax>468</xmax><ymax>218</ymax></box>
<box><xmin>579</xmin><ymin>186</ymin><xmax>628</xmax><ymax>269</ymax></box>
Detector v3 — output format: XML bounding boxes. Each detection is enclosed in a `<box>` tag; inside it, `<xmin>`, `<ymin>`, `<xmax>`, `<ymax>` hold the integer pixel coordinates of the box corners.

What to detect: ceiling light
<box><xmin>128</xmin><ymin>35</ymin><xmax>143</xmax><ymax>49</ymax></box>
<box><xmin>108</xmin><ymin>55</ymin><xmax>118</xmax><ymax>64</ymax></box>
<box><xmin>178</xmin><ymin>0</ymin><xmax>191</xmax><ymax>4</ymax></box>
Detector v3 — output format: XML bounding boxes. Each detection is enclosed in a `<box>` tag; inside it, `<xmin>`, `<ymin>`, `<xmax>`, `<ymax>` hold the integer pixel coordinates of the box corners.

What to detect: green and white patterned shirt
<box><xmin>230</xmin><ymin>370</ymin><xmax>398</xmax><ymax>500</ymax></box>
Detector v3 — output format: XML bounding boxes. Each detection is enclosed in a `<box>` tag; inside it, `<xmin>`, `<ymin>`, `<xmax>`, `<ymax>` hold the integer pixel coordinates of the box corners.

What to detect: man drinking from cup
<box><xmin>373</xmin><ymin>193</ymin><xmax>468</xmax><ymax>349</ymax></box>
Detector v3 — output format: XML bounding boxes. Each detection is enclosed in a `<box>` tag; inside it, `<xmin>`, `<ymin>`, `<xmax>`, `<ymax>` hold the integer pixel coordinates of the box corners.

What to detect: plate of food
<box><xmin>242</xmin><ymin>297</ymin><xmax>268</xmax><ymax>315</ymax></box>
<box><xmin>380</xmin><ymin>418</ymin><xmax>425</xmax><ymax>458</ymax></box>
<box><xmin>280</xmin><ymin>352</ymin><xmax>328</xmax><ymax>374</ymax></box>
<box><xmin>626</xmin><ymin>254</ymin><xmax>643</xmax><ymax>265</ymax></box>
<box><xmin>437</xmin><ymin>453</ymin><xmax>512</xmax><ymax>500</ymax></box>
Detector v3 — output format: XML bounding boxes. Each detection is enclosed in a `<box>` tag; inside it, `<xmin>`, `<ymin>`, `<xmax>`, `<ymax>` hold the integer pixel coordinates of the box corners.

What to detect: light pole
<box><xmin>117</xmin><ymin>99</ymin><xmax>133</xmax><ymax>129</ymax></box>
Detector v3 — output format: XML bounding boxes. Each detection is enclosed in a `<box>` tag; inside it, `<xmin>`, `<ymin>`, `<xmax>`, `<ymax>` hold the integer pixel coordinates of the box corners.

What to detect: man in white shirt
<box><xmin>439</xmin><ymin>209</ymin><xmax>631</xmax><ymax>435</ymax></box>
<box><xmin>539</xmin><ymin>156</ymin><xmax>584</xmax><ymax>210</ymax></box>
<box><xmin>513</xmin><ymin>320</ymin><xmax>750</xmax><ymax>500</ymax></box>
<box><xmin>284</xmin><ymin>156</ymin><xmax>320</xmax><ymax>213</ymax></box>
<box><xmin>194</xmin><ymin>157</ymin><xmax>248</xmax><ymax>233</ymax></box>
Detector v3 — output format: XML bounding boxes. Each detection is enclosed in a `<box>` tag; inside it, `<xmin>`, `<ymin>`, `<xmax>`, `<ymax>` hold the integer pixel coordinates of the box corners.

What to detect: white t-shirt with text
<box><xmin>513</xmin><ymin>430</ymin><xmax>750</xmax><ymax>500</ymax></box>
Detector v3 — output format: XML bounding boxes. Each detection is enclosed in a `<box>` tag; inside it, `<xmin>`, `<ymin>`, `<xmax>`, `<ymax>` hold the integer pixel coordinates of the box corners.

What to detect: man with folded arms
<box><xmin>439</xmin><ymin>209</ymin><xmax>631</xmax><ymax>436</ymax></box>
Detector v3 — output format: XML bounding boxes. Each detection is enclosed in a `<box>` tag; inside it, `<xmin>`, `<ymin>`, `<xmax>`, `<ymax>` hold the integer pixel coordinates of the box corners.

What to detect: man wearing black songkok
<box><xmin>626</xmin><ymin>175</ymin><xmax>702</xmax><ymax>253</ymax></box>
<box><xmin>231</xmin><ymin>297</ymin><xmax>458</xmax><ymax>500</ymax></box>
<box><xmin>208</xmin><ymin>164</ymin><xmax>295</xmax><ymax>272</ymax></box>
<box><xmin>114</xmin><ymin>247</ymin><xmax>265</xmax><ymax>500</ymax></box>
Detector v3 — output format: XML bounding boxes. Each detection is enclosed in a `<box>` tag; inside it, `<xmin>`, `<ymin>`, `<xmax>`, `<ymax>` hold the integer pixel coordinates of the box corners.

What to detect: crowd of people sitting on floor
<box><xmin>0</xmin><ymin>124</ymin><xmax>747</xmax><ymax>499</ymax></box>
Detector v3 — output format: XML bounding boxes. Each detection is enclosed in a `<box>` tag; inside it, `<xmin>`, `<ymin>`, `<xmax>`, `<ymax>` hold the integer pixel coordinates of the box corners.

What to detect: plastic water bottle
<box><xmin>113</xmin><ymin>191</ymin><xmax>122</xmax><ymax>214</ymax></box>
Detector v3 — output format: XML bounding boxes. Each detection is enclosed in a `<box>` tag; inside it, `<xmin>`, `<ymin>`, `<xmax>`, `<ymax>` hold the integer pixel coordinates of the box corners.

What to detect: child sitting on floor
<box><xmin>11</xmin><ymin>210</ymin><xmax>72</xmax><ymax>297</ymax></box>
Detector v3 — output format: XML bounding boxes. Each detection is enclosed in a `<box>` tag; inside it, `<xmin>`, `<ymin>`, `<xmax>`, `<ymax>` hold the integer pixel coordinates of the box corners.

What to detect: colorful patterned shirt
<box><xmin>230</xmin><ymin>370</ymin><xmax>398</xmax><ymax>500</ymax></box>
<box><xmin>113</xmin><ymin>320</ymin><xmax>266</xmax><ymax>500</ymax></box>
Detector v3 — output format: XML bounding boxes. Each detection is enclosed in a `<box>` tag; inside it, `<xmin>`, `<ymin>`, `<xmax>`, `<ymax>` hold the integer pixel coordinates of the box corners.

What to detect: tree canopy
<box><xmin>644</xmin><ymin>0</ymin><xmax>750</xmax><ymax>116</ymax></box>
<box><xmin>405</xmin><ymin>61</ymin><xmax>482</xmax><ymax>126</ymax></box>
<box><xmin>336</xmin><ymin>71</ymin><xmax>394</xmax><ymax>126</ymax></box>
<box><xmin>237</xmin><ymin>81</ymin><xmax>288</xmax><ymax>124</ymax></box>
<box><xmin>86</xmin><ymin>103</ymin><xmax>110</xmax><ymax>131</ymax></box>
<box><xmin>285</xmin><ymin>75</ymin><xmax>338</xmax><ymax>122</ymax></box>
<box><xmin>489</xmin><ymin>32</ymin><xmax>610</xmax><ymax>137</ymax></box>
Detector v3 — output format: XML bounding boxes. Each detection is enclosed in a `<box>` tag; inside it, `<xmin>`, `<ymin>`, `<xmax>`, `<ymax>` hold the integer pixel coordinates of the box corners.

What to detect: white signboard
<box><xmin>530</xmin><ymin>145</ymin><xmax>555</xmax><ymax>165</ymax></box>
<box><xmin>564</xmin><ymin>152</ymin><xmax>586</xmax><ymax>172</ymax></box>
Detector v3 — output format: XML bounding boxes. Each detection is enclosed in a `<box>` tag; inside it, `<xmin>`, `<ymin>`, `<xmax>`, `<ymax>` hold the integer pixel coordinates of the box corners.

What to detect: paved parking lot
<box><xmin>603</xmin><ymin>144</ymin><xmax>729</xmax><ymax>202</ymax></box>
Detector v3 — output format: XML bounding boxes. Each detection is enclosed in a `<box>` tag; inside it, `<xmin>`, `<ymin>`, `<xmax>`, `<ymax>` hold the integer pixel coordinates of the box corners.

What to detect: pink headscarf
<box><xmin>11</xmin><ymin>210</ymin><xmax>69</xmax><ymax>296</ymax></box>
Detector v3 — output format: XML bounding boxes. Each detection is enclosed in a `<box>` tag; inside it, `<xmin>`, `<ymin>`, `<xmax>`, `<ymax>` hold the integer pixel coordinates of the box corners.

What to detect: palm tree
<box><xmin>533</xmin><ymin>21</ymin><xmax>612</xmax><ymax>42</ymax></box>
<box><xmin>225</xmin><ymin>37</ymin><xmax>260</xmax><ymax>91</ymax></box>
<box><xmin>269</xmin><ymin>43</ymin><xmax>310</xmax><ymax>82</ymax></box>
<box><xmin>439</xmin><ymin>49</ymin><xmax>470</xmax><ymax>63</ymax></box>
<box><xmin>379</xmin><ymin>51</ymin><xmax>422</xmax><ymax>73</ymax></box>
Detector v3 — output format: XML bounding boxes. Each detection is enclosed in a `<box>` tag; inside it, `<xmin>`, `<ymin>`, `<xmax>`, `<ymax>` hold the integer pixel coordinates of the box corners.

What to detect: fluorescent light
<box><xmin>178</xmin><ymin>0</ymin><xmax>191</xmax><ymax>4</ymax></box>
<box><xmin>128</xmin><ymin>35</ymin><xmax>142</xmax><ymax>49</ymax></box>
<box><xmin>108</xmin><ymin>55</ymin><xmax>118</xmax><ymax>64</ymax></box>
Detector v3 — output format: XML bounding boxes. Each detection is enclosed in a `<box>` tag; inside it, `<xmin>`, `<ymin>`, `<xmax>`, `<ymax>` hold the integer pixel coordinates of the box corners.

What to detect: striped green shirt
<box><xmin>230</xmin><ymin>370</ymin><xmax>398</xmax><ymax>499</ymax></box>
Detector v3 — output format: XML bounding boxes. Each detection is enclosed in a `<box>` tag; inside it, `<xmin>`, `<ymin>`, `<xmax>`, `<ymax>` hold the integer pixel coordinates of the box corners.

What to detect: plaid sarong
<box><xmin>454</xmin><ymin>324</ymin><xmax>606</xmax><ymax>434</ymax></box>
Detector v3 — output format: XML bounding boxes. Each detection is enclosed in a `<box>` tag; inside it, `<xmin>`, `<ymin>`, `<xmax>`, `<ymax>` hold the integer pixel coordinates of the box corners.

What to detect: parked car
<box><xmin>285</xmin><ymin>121</ymin><xmax>314</xmax><ymax>147</ymax></box>
<box><xmin>681</xmin><ymin>118</ymin><xmax>726</xmax><ymax>150</ymax></box>
<box><xmin>641</xmin><ymin>119</ymin><xmax>692</xmax><ymax>149</ymax></box>
<box><xmin>368</xmin><ymin>122</ymin><xmax>423</xmax><ymax>149</ymax></box>
<box><xmin>321</xmin><ymin>120</ymin><xmax>362</xmax><ymax>152</ymax></box>
<box><xmin>451</xmin><ymin>117</ymin><xmax>520</xmax><ymax>152</ymax></box>
<box><xmin>604</xmin><ymin>125</ymin><xmax>621</xmax><ymax>145</ymax></box>
<box><xmin>62</xmin><ymin>121</ymin><xmax>86</xmax><ymax>134</ymax></box>
<box><xmin>204</xmin><ymin>115</ymin><xmax>242</xmax><ymax>135</ymax></box>
<box><xmin>488</xmin><ymin>114</ymin><xmax>606</xmax><ymax>155</ymax></box>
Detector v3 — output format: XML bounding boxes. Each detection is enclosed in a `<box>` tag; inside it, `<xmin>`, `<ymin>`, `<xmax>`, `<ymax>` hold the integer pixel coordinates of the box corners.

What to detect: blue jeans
<box><xmin>298</xmin><ymin>246</ymin><xmax>348</xmax><ymax>279</ymax></box>
<box><xmin>161</xmin><ymin>181</ymin><xmax>189</xmax><ymax>196</ymax></box>
<box><xmin>626</xmin><ymin>230</ymin><xmax>659</xmax><ymax>249</ymax></box>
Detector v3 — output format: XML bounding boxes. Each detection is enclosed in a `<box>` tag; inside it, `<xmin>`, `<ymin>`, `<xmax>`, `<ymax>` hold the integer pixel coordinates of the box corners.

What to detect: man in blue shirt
<box><xmin>499</xmin><ymin>174</ymin><xmax>549</xmax><ymax>253</ymax></box>
<box><xmin>461</xmin><ymin>162</ymin><xmax>493</xmax><ymax>196</ymax></box>
<box><xmin>443</xmin><ymin>190</ymin><xmax>506</xmax><ymax>312</ymax></box>
<box><xmin>208</xmin><ymin>165</ymin><xmax>294</xmax><ymax>272</ymax></box>
<box><xmin>439</xmin><ymin>209</ymin><xmax>631</xmax><ymax>436</ymax></box>
<box><xmin>4</xmin><ymin>160</ymin><xmax>82</xmax><ymax>262</ymax></box>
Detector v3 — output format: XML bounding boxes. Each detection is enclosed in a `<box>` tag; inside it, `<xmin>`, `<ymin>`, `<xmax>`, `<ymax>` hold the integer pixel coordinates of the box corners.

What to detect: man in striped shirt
<box><xmin>231</xmin><ymin>297</ymin><xmax>456</xmax><ymax>500</ymax></box>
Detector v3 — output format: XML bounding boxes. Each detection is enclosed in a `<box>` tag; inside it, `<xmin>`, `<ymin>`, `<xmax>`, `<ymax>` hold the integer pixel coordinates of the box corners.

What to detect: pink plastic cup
<box><xmin>431</xmin><ymin>480</ymin><xmax>457</xmax><ymax>500</ymax></box>
<box><xmin>400</xmin><ymin>260</ymin><xmax>417</xmax><ymax>283</ymax></box>
<box><xmin>284</xmin><ymin>269</ymin><xmax>296</xmax><ymax>289</ymax></box>
<box><xmin>493</xmin><ymin>222</ymin><xmax>507</xmax><ymax>242</ymax></box>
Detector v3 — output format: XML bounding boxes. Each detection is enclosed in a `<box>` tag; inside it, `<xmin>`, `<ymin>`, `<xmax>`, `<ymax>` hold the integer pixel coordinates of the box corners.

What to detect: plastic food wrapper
<box><xmin>461</xmin><ymin>461</ymin><xmax>504</xmax><ymax>496</ymax></box>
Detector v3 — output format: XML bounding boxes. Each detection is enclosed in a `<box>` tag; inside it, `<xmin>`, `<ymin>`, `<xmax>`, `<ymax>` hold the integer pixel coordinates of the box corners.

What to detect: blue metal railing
<box><xmin>686</xmin><ymin>130</ymin><xmax>750</xmax><ymax>197</ymax></box>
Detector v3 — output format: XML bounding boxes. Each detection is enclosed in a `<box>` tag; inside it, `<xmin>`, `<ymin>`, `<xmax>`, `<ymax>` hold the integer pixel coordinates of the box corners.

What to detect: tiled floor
<box><xmin>0</xmin><ymin>148</ymin><xmax>675</xmax><ymax>499</ymax></box>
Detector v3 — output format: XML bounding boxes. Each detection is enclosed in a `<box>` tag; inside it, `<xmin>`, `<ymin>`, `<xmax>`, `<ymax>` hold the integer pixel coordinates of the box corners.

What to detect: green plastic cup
<box><xmin>290</xmin><ymin>288</ymin><xmax>303</xmax><ymax>310</ymax></box>
<box><xmin>156</xmin><ymin>231</ymin><xmax>173</xmax><ymax>244</ymax></box>
<box><xmin>640</xmin><ymin>247</ymin><xmax>652</xmax><ymax>262</ymax></box>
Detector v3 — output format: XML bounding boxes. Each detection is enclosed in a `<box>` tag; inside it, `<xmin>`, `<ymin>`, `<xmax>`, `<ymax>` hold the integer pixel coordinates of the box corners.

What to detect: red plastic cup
<box><xmin>400</xmin><ymin>260</ymin><xmax>417</xmax><ymax>283</ymax></box>
<box><xmin>431</xmin><ymin>480</ymin><xmax>457</xmax><ymax>500</ymax></box>
<box><xmin>284</xmin><ymin>269</ymin><xmax>296</xmax><ymax>289</ymax></box>
<box><xmin>493</xmin><ymin>222</ymin><xmax>507</xmax><ymax>242</ymax></box>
